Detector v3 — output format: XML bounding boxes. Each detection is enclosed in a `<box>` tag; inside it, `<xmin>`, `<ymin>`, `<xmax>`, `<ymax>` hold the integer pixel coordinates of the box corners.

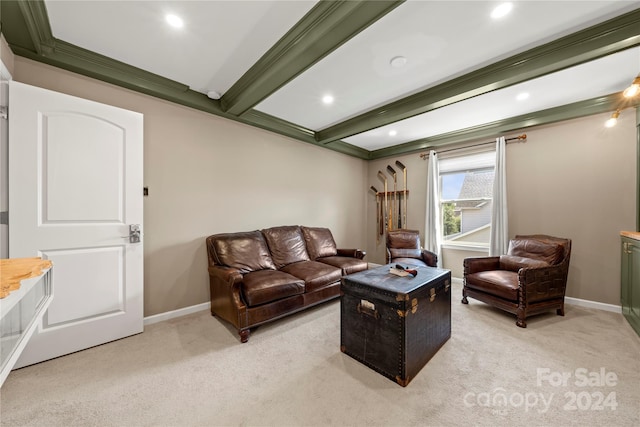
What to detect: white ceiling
<box><xmin>43</xmin><ymin>0</ymin><xmax>640</xmax><ymax>152</ymax></box>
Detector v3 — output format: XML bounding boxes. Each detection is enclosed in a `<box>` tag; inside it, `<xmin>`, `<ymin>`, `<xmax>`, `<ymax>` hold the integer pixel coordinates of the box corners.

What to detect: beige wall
<box><xmin>365</xmin><ymin>112</ymin><xmax>636</xmax><ymax>305</ymax></box>
<box><xmin>507</xmin><ymin>113</ymin><xmax>636</xmax><ymax>305</ymax></box>
<box><xmin>1</xmin><ymin>34</ymin><xmax>15</xmax><ymax>76</ymax></box>
<box><xmin>13</xmin><ymin>57</ymin><xmax>368</xmax><ymax>316</ymax></box>
<box><xmin>8</xmin><ymin>53</ymin><xmax>638</xmax><ymax>311</ymax></box>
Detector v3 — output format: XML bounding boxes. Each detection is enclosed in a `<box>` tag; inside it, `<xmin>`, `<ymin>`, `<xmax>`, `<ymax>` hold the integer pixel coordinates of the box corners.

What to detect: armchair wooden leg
<box><xmin>239</xmin><ymin>329</ymin><xmax>250</xmax><ymax>343</ymax></box>
<box><xmin>461</xmin><ymin>288</ymin><xmax>469</xmax><ymax>304</ymax></box>
<box><xmin>516</xmin><ymin>308</ymin><xmax>527</xmax><ymax>328</ymax></box>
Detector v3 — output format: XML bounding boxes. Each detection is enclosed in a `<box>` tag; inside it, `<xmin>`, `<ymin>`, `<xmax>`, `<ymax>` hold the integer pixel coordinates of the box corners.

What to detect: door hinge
<box><xmin>0</xmin><ymin>106</ymin><xmax>7</xmax><ymax>120</ymax></box>
<box><xmin>0</xmin><ymin>211</ymin><xmax>8</xmax><ymax>225</ymax></box>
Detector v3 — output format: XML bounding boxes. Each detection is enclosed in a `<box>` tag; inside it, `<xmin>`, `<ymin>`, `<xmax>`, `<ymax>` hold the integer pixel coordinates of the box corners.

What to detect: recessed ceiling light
<box><xmin>516</xmin><ymin>92</ymin><xmax>529</xmax><ymax>101</ymax></box>
<box><xmin>388</xmin><ymin>130</ymin><xmax>398</xmax><ymax>137</ymax></box>
<box><xmin>390</xmin><ymin>56</ymin><xmax>407</xmax><ymax>68</ymax></box>
<box><xmin>166</xmin><ymin>14</ymin><xmax>184</xmax><ymax>28</ymax></box>
<box><xmin>491</xmin><ymin>2</ymin><xmax>513</xmax><ymax>19</ymax></box>
<box><xmin>322</xmin><ymin>94</ymin><xmax>334</xmax><ymax>105</ymax></box>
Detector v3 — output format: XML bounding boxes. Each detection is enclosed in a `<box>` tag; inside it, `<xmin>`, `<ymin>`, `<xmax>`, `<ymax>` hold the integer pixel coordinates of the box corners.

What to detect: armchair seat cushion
<box><xmin>465</xmin><ymin>270</ymin><xmax>519</xmax><ymax>302</ymax></box>
<box><xmin>392</xmin><ymin>257</ymin><xmax>429</xmax><ymax>268</ymax></box>
<box><xmin>317</xmin><ymin>256</ymin><xmax>368</xmax><ymax>275</ymax></box>
<box><xmin>281</xmin><ymin>261</ymin><xmax>342</xmax><ymax>292</ymax></box>
<box><xmin>242</xmin><ymin>270</ymin><xmax>305</xmax><ymax>307</ymax></box>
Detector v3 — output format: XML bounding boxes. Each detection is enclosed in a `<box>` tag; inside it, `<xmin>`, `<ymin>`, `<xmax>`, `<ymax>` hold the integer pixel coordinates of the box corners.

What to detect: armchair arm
<box><xmin>420</xmin><ymin>249</ymin><xmax>438</xmax><ymax>267</ymax></box>
<box><xmin>337</xmin><ymin>248</ymin><xmax>367</xmax><ymax>260</ymax></box>
<box><xmin>518</xmin><ymin>263</ymin><xmax>569</xmax><ymax>301</ymax></box>
<box><xmin>463</xmin><ymin>256</ymin><xmax>501</xmax><ymax>275</ymax></box>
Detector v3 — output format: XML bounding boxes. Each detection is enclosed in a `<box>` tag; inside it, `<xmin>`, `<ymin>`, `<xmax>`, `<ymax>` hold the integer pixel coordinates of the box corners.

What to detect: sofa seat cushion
<box><xmin>465</xmin><ymin>270</ymin><xmax>519</xmax><ymax>302</ymax></box>
<box><xmin>242</xmin><ymin>270</ymin><xmax>305</xmax><ymax>307</ymax></box>
<box><xmin>281</xmin><ymin>261</ymin><xmax>342</xmax><ymax>292</ymax></box>
<box><xmin>301</xmin><ymin>226</ymin><xmax>338</xmax><ymax>259</ymax></box>
<box><xmin>508</xmin><ymin>239</ymin><xmax>563</xmax><ymax>265</ymax></box>
<box><xmin>317</xmin><ymin>256</ymin><xmax>368</xmax><ymax>275</ymax></box>
<box><xmin>392</xmin><ymin>257</ymin><xmax>429</xmax><ymax>268</ymax></box>
<box><xmin>261</xmin><ymin>226</ymin><xmax>310</xmax><ymax>268</ymax></box>
<box><xmin>499</xmin><ymin>255</ymin><xmax>549</xmax><ymax>272</ymax></box>
<box><xmin>209</xmin><ymin>231</ymin><xmax>276</xmax><ymax>274</ymax></box>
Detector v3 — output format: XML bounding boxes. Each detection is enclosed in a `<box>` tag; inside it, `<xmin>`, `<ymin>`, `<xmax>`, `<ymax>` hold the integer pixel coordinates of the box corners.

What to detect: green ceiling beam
<box><xmin>2</xmin><ymin>0</ymin><xmax>639</xmax><ymax>162</ymax></box>
<box><xmin>220</xmin><ymin>0</ymin><xmax>404</xmax><ymax>117</ymax></box>
<box><xmin>316</xmin><ymin>8</ymin><xmax>640</xmax><ymax>145</ymax></box>
<box><xmin>0</xmin><ymin>0</ymin><xmax>366</xmax><ymax>158</ymax></box>
<box><xmin>368</xmin><ymin>93</ymin><xmax>638</xmax><ymax>160</ymax></box>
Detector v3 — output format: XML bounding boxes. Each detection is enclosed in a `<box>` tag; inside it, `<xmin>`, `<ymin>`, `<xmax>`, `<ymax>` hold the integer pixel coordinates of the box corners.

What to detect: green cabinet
<box><xmin>621</xmin><ymin>235</ymin><xmax>640</xmax><ymax>337</ymax></box>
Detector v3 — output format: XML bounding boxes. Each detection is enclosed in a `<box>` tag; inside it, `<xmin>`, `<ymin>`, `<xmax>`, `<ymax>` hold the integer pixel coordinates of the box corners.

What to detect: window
<box><xmin>439</xmin><ymin>151</ymin><xmax>495</xmax><ymax>248</ymax></box>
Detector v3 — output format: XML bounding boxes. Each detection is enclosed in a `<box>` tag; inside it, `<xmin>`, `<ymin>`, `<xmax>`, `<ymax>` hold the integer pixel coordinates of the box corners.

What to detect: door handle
<box><xmin>122</xmin><ymin>224</ymin><xmax>141</xmax><ymax>243</ymax></box>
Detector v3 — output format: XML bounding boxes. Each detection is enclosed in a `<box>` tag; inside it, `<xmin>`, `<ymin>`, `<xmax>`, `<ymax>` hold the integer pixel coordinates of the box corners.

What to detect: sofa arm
<box><xmin>208</xmin><ymin>265</ymin><xmax>243</xmax><ymax>283</ymax></box>
<box><xmin>420</xmin><ymin>249</ymin><xmax>438</xmax><ymax>267</ymax></box>
<box><xmin>463</xmin><ymin>256</ymin><xmax>501</xmax><ymax>275</ymax></box>
<box><xmin>208</xmin><ymin>265</ymin><xmax>247</xmax><ymax>329</ymax></box>
<box><xmin>337</xmin><ymin>248</ymin><xmax>367</xmax><ymax>260</ymax></box>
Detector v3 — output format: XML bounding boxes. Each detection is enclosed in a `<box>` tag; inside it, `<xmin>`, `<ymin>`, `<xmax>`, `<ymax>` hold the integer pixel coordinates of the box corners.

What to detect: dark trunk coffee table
<box><xmin>340</xmin><ymin>264</ymin><xmax>451</xmax><ymax>386</ymax></box>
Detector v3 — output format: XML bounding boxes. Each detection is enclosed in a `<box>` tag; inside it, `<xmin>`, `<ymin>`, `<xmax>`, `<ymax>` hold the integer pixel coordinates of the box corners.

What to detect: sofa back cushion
<box><xmin>261</xmin><ymin>226</ymin><xmax>310</xmax><ymax>269</ymax></box>
<box><xmin>301</xmin><ymin>226</ymin><xmax>338</xmax><ymax>260</ymax></box>
<box><xmin>208</xmin><ymin>231</ymin><xmax>276</xmax><ymax>274</ymax></box>
<box><xmin>507</xmin><ymin>238</ymin><xmax>563</xmax><ymax>265</ymax></box>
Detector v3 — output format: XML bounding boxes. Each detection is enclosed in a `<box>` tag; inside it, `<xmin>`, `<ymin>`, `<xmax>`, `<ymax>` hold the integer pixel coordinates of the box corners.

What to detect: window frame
<box><xmin>438</xmin><ymin>151</ymin><xmax>496</xmax><ymax>250</ymax></box>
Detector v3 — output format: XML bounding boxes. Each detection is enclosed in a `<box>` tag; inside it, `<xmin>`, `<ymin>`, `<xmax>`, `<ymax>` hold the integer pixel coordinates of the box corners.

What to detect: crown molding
<box><xmin>1</xmin><ymin>1</ymin><xmax>638</xmax><ymax>161</ymax></box>
<box><xmin>316</xmin><ymin>8</ymin><xmax>640</xmax><ymax>145</ymax></box>
<box><xmin>14</xmin><ymin>0</ymin><xmax>53</xmax><ymax>54</ymax></box>
<box><xmin>369</xmin><ymin>93</ymin><xmax>636</xmax><ymax>159</ymax></box>
<box><xmin>242</xmin><ymin>110</ymin><xmax>370</xmax><ymax>159</ymax></box>
<box><xmin>221</xmin><ymin>1</ymin><xmax>403</xmax><ymax>116</ymax></box>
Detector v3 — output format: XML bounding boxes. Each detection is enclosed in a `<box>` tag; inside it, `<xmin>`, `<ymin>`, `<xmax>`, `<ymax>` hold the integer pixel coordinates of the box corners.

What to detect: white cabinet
<box><xmin>0</xmin><ymin>266</ymin><xmax>53</xmax><ymax>386</ymax></box>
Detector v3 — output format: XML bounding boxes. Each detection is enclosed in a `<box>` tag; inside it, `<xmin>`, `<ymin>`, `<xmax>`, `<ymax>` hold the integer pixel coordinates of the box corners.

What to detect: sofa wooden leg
<box><xmin>239</xmin><ymin>329</ymin><xmax>250</xmax><ymax>343</ymax></box>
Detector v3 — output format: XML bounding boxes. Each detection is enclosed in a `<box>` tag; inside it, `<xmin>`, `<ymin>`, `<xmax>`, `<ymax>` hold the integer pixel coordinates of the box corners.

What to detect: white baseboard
<box><xmin>564</xmin><ymin>296</ymin><xmax>621</xmax><ymax>313</ymax></box>
<box><xmin>452</xmin><ymin>277</ymin><xmax>620</xmax><ymax>313</ymax></box>
<box><xmin>144</xmin><ymin>302</ymin><xmax>211</xmax><ymax>326</ymax></box>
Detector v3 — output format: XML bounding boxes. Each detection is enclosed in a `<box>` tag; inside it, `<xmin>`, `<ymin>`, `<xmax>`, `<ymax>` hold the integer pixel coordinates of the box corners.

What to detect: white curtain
<box><xmin>489</xmin><ymin>136</ymin><xmax>508</xmax><ymax>256</ymax></box>
<box><xmin>425</xmin><ymin>150</ymin><xmax>442</xmax><ymax>267</ymax></box>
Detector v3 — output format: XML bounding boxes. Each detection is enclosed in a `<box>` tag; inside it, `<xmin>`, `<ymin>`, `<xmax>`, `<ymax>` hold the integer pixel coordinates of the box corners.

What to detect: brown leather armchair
<box><xmin>462</xmin><ymin>234</ymin><xmax>571</xmax><ymax>328</ymax></box>
<box><xmin>386</xmin><ymin>229</ymin><xmax>437</xmax><ymax>267</ymax></box>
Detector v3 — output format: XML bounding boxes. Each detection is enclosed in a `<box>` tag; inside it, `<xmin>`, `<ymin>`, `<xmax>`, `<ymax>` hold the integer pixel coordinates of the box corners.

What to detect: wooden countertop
<box><xmin>0</xmin><ymin>257</ymin><xmax>53</xmax><ymax>298</ymax></box>
<box><xmin>621</xmin><ymin>231</ymin><xmax>640</xmax><ymax>241</ymax></box>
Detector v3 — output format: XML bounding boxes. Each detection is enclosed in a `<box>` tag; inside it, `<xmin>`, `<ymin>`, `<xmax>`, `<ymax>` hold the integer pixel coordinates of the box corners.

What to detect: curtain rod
<box><xmin>419</xmin><ymin>134</ymin><xmax>527</xmax><ymax>160</ymax></box>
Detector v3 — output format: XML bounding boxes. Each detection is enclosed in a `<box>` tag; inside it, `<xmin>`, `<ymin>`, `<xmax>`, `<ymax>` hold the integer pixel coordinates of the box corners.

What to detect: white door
<box><xmin>8</xmin><ymin>81</ymin><xmax>143</xmax><ymax>368</ymax></box>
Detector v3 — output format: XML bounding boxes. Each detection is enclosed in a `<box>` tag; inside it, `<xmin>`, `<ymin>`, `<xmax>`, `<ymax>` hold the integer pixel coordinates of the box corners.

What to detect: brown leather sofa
<box><xmin>206</xmin><ymin>225</ymin><xmax>367</xmax><ymax>342</ymax></box>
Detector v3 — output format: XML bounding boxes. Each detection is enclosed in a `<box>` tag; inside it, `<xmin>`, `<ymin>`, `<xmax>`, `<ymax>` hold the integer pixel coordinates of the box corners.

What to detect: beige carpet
<box><xmin>1</xmin><ymin>282</ymin><xmax>639</xmax><ymax>426</ymax></box>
